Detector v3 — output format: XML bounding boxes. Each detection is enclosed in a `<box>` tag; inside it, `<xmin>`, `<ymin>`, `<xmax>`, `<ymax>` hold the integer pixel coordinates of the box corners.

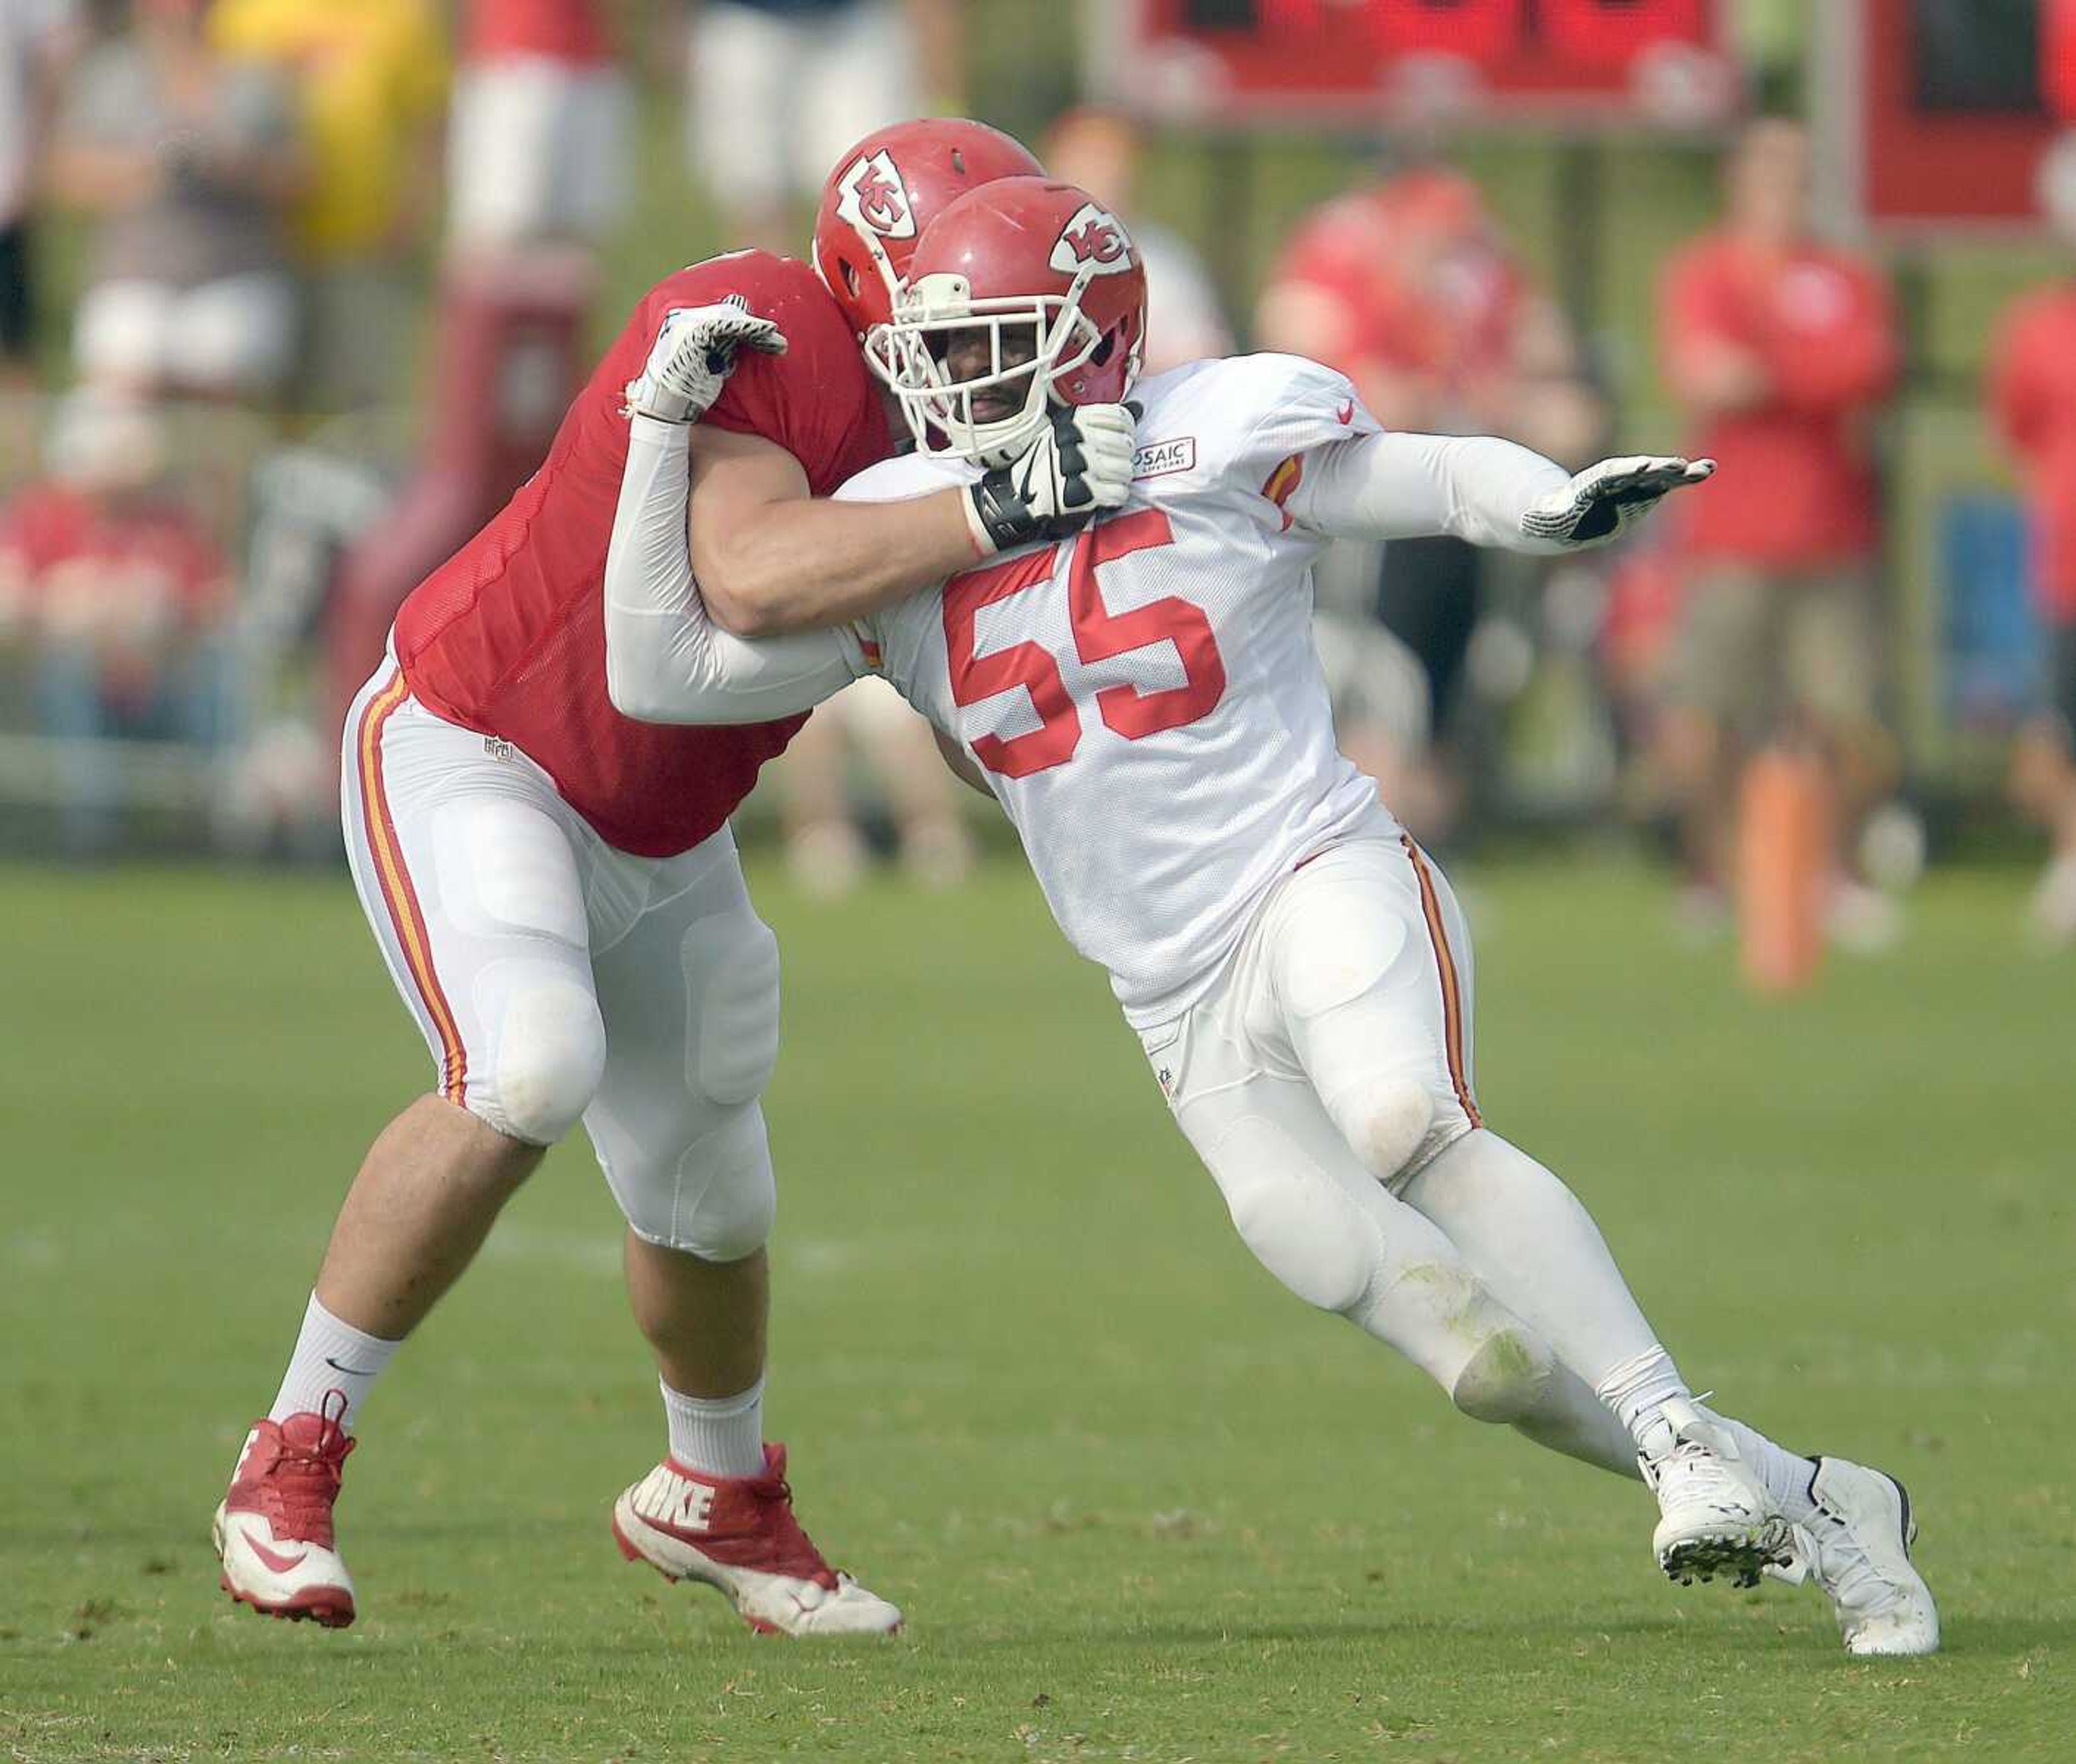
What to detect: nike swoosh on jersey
<box><xmin>1335</xmin><ymin>399</ymin><xmax>1355</xmax><ymax>424</ymax></box>
<box><xmin>241</xmin><ymin>1528</ymin><xmax>309</xmax><ymax>1574</ymax></box>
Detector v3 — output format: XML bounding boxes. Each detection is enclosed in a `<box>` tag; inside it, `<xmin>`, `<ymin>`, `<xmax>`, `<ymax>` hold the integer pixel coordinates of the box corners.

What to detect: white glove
<box><xmin>964</xmin><ymin>402</ymin><xmax>1138</xmax><ymax>556</ymax></box>
<box><xmin>1519</xmin><ymin>455</ymin><xmax>1715</xmax><ymax>549</ymax></box>
<box><xmin>622</xmin><ymin>295</ymin><xmax>788</xmax><ymax>424</ymax></box>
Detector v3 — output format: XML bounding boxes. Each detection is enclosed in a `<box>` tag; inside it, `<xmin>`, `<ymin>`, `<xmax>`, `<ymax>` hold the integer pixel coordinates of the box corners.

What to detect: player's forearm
<box><xmin>604</xmin><ymin>417</ymin><xmax>857</xmax><ymax>724</ymax></box>
<box><xmin>695</xmin><ymin>488</ymin><xmax>976</xmax><ymax>639</ymax></box>
<box><xmin>1293</xmin><ymin>431</ymin><xmax>1574</xmax><ymax>554</ymax></box>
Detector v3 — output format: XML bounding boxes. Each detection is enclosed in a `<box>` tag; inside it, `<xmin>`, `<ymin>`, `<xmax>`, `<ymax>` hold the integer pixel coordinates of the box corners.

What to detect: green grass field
<box><xmin>3</xmin><ymin>853</ymin><xmax>2072</xmax><ymax>1762</ymax></box>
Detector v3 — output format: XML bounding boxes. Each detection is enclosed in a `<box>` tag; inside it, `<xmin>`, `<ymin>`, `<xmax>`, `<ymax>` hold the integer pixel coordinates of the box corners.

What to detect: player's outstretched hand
<box><xmin>623</xmin><ymin>295</ymin><xmax>788</xmax><ymax>425</ymax></box>
<box><xmin>1520</xmin><ymin>455</ymin><xmax>1715</xmax><ymax>549</ymax></box>
<box><xmin>965</xmin><ymin>402</ymin><xmax>1139</xmax><ymax>556</ymax></box>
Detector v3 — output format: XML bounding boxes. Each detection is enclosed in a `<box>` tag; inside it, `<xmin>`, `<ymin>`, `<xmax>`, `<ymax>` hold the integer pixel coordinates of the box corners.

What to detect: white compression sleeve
<box><xmin>1286</xmin><ymin>430</ymin><xmax>1575</xmax><ymax>555</ymax></box>
<box><xmin>602</xmin><ymin>413</ymin><xmax>860</xmax><ymax>725</ymax></box>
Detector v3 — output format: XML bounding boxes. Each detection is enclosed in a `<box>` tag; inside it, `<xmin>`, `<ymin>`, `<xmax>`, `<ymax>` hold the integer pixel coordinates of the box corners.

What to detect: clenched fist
<box><xmin>623</xmin><ymin>296</ymin><xmax>788</xmax><ymax>425</ymax></box>
<box><xmin>966</xmin><ymin>401</ymin><xmax>1139</xmax><ymax>556</ymax></box>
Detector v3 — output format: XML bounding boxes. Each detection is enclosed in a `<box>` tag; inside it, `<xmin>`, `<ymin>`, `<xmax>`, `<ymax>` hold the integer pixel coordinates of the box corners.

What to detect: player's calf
<box><xmin>1204</xmin><ymin>1111</ymin><xmax>1562</xmax><ymax>1428</ymax></box>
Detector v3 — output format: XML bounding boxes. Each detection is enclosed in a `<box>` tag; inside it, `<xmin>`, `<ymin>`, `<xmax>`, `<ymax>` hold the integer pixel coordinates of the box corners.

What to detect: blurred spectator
<box><xmin>0</xmin><ymin>0</ymin><xmax>80</xmax><ymax>388</ymax></box>
<box><xmin>1257</xmin><ymin>160</ymin><xmax>1604</xmax><ymax>840</ymax></box>
<box><xmin>1309</xmin><ymin>547</ymin><xmax>1452</xmax><ymax>841</ymax></box>
<box><xmin>1042</xmin><ymin>107</ymin><xmax>1231</xmax><ymax>374</ymax></box>
<box><xmin>0</xmin><ymin>391</ymin><xmax>229</xmax><ymax>856</ymax></box>
<box><xmin>683</xmin><ymin>0</ymin><xmax>964</xmax><ymax>256</ymax></box>
<box><xmin>210</xmin><ymin>0</ymin><xmax>448</xmax><ymax>412</ymax></box>
<box><xmin>447</xmin><ymin>0</ymin><xmax>627</xmax><ymax>257</ymax></box>
<box><xmin>773</xmin><ymin>677</ymin><xmax>973</xmax><ymax>899</ymax></box>
<box><xmin>48</xmin><ymin>0</ymin><xmax>304</xmax><ymax>402</ymax></box>
<box><xmin>1656</xmin><ymin>118</ymin><xmax>1900</xmax><ymax>943</ymax></box>
<box><xmin>1990</xmin><ymin>275</ymin><xmax>2076</xmax><ymax>945</ymax></box>
<box><xmin>683</xmin><ymin>0</ymin><xmax>967</xmax><ymax>884</ymax></box>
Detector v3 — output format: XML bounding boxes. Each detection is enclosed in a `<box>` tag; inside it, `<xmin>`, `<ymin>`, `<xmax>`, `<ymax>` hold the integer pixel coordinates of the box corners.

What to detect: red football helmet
<box><xmin>868</xmin><ymin>176</ymin><xmax>1148</xmax><ymax>466</ymax></box>
<box><xmin>813</xmin><ymin>118</ymin><xmax>1042</xmax><ymax>342</ymax></box>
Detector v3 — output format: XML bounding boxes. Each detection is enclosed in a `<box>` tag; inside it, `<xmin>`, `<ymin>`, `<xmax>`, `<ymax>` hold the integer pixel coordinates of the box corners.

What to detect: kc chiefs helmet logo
<box><xmin>1048</xmin><ymin>203</ymin><xmax>1135</xmax><ymax>275</ymax></box>
<box><xmin>836</xmin><ymin>149</ymin><xmax>915</xmax><ymax>239</ymax></box>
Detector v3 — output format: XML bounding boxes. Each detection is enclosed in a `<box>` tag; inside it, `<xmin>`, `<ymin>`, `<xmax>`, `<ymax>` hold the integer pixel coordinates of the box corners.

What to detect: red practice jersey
<box><xmin>395</xmin><ymin>252</ymin><xmax>895</xmax><ymax>857</ymax></box>
<box><xmin>1659</xmin><ymin>233</ymin><xmax>1897</xmax><ymax>570</ymax></box>
<box><xmin>1990</xmin><ymin>283</ymin><xmax>2076</xmax><ymax>625</ymax></box>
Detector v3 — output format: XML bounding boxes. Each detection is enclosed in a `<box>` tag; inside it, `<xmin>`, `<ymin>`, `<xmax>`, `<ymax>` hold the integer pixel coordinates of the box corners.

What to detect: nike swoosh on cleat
<box><xmin>241</xmin><ymin>1529</ymin><xmax>309</xmax><ymax>1574</ymax></box>
<box><xmin>628</xmin><ymin>1511</ymin><xmax>718</xmax><ymax>1549</ymax></box>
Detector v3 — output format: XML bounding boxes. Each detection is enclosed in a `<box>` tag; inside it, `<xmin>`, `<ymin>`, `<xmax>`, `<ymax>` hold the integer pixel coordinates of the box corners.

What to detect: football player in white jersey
<box><xmin>602</xmin><ymin>175</ymin><xmax>1938</xmax><ymax>1656</ymax></box>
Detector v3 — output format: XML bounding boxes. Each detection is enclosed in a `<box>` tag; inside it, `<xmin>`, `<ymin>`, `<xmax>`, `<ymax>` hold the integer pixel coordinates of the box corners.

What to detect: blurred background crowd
<box><xmin>3</xmin><ymin>0</ymin><xmax>2073</xmax><ymax>971</ymax></box>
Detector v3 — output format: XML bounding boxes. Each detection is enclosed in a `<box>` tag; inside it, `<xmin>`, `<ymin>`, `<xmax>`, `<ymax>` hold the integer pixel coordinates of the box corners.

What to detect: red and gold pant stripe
<box><xmin>355</xmin><ymin>670</ymin><xmax>467</xmax><ymax>1104</ymax></box>
<box><xmin>1401</xmin><ymin>833</ymin><xmax>1480</xmax><ymax>1129</ymax></box>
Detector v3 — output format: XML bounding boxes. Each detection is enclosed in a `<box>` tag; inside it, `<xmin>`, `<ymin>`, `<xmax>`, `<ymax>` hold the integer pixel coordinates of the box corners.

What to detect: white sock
<box><xmin>1703</xmin><ymin>1409</ymin><xmax>1822</xmax><ymax>1524</ymax></box>
<box><xmin>662</xmin><ymin>1376</ymin><xmax>765</xmax><ymax>1479</ymax></box>
<box><xmin>268</xmin><ymin>1292</ymin><xmax>402</xmax><ymax>1434</ymax></box>
<box><xmin>1594</xmin><ymin>1347</ymin><xmax>1822</xmax><ymax>1521</ymax></box>
<box><xmin>1594</xmin><ymin>1342</ymin><xmax>1691</xmax><ymax>1460</ymax></box>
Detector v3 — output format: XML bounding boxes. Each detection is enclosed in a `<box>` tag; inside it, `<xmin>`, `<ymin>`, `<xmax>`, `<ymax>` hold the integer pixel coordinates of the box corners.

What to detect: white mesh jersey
<box><xmin>841</xmin><ymin>354</ymin><xmax>1401</xmax><ymax>1028</ymax></box>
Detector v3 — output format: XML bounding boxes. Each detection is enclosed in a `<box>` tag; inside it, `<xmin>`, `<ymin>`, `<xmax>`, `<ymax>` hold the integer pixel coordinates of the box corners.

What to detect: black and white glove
<box><xmin>964</xmin><ymin>402</ymin><xmax>1139</xmax><ymax>556</ymax></box>
<box><xmin>1520</xmin><ymin>455</ymin><xmax>1715</xmax><ymax>549</ymax></box>
<box><xmin>622</xmin><ymin>295</ymin><xmax>788</xmax><ymax>424</ymax></box>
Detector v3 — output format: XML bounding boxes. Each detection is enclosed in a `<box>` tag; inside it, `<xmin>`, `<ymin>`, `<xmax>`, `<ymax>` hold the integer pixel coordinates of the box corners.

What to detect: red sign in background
<box><xmin>1857</xmin><ymin>0</ymin><xmax>2070</xmax><ymax>227</ymax></box>
<box><xmin>1119</xmin><ymin>0</ymin><xmax>1722</xmax><ymax>119</ymax></box>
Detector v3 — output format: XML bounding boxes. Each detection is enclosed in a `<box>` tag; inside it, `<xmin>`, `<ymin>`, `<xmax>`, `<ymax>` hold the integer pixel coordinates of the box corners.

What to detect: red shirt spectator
<box><xmin>0</xmin><ymin>479</ymin><xmax>224</xmax><ymax>628</ymax></box>
<box><xmin>1659</xmin><ymin>121</ymin><xmax>1897</xmax><ymax>570</ymax></box>
<box><xmin>0</xmin><ymin>475</ymin><xmax>226</xmax><ymax>704</ymax></box>
<box><xmin>1660</xmin><ymin>235</ymin><xmax>1896</xmax><ymax>568</ymax></box>
<box><xmin>463</xmin><ymin>0</ymin><xmax>607</xmax><ymax>64</ymax></box>
<box><xmin>1260</xmin><ymin>168</ymin><xmax>1523</xmax><ymax>429</ymax></box>
<box><xmin>1990</xmin><ymin>283</ymin><xmax>2076</xmax><ymax>623</ymax></box>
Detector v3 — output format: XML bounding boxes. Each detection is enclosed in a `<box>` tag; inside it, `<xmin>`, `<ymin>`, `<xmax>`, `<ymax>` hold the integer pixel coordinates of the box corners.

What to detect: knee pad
<box><xmin>474</xmin><ymin>969</ymin><xmax>605</xmax><ymax>1146</ymax></box>
<box><xmin>1322</xmin><ymin>1074</ymin><xmax>1435</xmax><ymax>1186</ymax></box>
<box><xmin>684</xmin><ymin>914</ymin><xmax>781</xmax><ymax>1107</ymax></box>
<box><xmin>618</xmin><ymin>1106</ymin><xmax>776</xmax><ymax>1263</ymax></box>
<box><xmin>1211</xmin><ymin>1115</ymin><xmax>1378</xmax><ymax>1314</ymax></box>
<box><xmin>1448</xmin><ymin>1323</ymin><xmax>1557</xmax><ymax>1426</ymax></box>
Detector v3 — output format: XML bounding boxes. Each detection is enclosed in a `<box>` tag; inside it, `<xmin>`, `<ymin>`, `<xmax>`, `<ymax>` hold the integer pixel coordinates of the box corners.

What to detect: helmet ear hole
<box><xmin>1090</xmin><ymin>331</ymin><xmax>1115</xmax><ymax>367</ymax></box>
<box><xmin>841</xmin><ymin>259</ymin><xmax>861</xmax><ymax>297</ymax></box>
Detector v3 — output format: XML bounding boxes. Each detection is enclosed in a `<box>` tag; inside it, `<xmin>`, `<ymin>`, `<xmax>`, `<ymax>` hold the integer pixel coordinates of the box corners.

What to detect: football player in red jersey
<box><xmin>213</xmin><ymin>118</ymin><xmax>1137</xmax><ymax>1636</ymax></box>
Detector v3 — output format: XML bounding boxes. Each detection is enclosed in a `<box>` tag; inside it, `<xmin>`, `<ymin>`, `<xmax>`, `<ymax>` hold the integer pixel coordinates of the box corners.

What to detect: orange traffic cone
<box><xmin>1736</xmin><ymin>743</ymin><xmax>1829</xmax><ymax>993</ymax></box>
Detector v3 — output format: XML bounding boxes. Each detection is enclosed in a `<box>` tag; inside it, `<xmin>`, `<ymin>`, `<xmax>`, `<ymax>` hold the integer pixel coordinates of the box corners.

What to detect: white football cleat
<box><xmin>1641</xmin><ymin>1397</ymin><xmax>1798</xmax><ymax>1589</ymax></box>
<box><xmin>1789</xmin><ymin>1456</ymin><xmax>1940</xmax><ymax>1655</ymax></box>
<box><xmin>213</xmin><ymin>1403</ymin><xmax>357</xmax><ymax>1627</ymax></box>
<box><xmin>613</xmin><ymin>1444</ymin><xmax>902</xmax><ymax>1637</ymax></box>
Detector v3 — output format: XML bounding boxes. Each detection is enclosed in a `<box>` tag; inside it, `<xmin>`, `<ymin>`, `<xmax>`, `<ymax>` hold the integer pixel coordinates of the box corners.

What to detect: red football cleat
<box><xmin>612</xmin><ymin>1443</ymin><xmax>901</xmax><ymax>1636</ymax></box>
<box><xmin>212</xmin><ymin>1396</ymin><xmax>357</xmax><ymax>1627</ymax></box>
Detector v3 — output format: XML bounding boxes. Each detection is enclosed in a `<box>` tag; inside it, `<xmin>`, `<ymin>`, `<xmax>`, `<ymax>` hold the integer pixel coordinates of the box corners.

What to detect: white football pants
<box><xmin>1139</xmin><ymin>837</ymin><xmax>1639</xmax><ymax>1474</ymax></box>
<box><xmin>341</xmin><ymin>657</ymin><xmax>782</xmax><ymax>1262</ymax></box>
